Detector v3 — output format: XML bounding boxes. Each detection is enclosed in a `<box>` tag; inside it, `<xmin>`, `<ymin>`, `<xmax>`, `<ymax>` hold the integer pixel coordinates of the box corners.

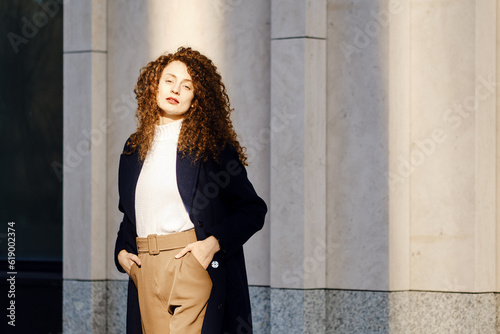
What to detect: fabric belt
<box><xmin>136</xmin><ymin>229</ymin><xmax>197</xmax><ymax>255</ymax></box>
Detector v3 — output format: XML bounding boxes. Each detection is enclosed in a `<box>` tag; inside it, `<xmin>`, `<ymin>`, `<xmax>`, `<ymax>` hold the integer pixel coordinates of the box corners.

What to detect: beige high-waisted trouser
<box><xmin>129</xmin><ymin>229</ymin><xmax>213</xmax><ymax>334</ymax></box>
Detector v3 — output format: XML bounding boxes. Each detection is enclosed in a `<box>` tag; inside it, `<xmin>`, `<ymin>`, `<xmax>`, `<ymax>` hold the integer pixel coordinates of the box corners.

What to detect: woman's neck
<box><xmin>158</xmin><ymin>115</ymin><xmax>184</xmax><ymax>125</ymax></box>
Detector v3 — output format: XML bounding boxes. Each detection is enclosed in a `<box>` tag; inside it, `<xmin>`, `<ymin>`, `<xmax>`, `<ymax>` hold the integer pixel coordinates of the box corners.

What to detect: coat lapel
<box><xmin>119</xmin><ymin>149</ymin><xmax>144</xmax><ymax>226</ymax></box>
<box><xmin>176</xmin><ymin>150</ymin><xmax>201</xmax><ymax>216</ymax></box>
<box><xmin>123</xmin><ymin>148</ymin><xmax>201</xmax><ymax>223</ymax></box>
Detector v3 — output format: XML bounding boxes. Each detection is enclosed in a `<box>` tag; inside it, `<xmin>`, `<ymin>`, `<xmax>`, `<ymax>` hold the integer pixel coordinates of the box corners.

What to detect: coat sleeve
<box><xmin>114</xmin><ymin>200</ymin><xmax>137</xmax><ymax>273</ymax></box>
<box><xmin>114</xmin><ymin>140</ymin><xmax>139</xmax><ymax>273</ymax></box>
<box><xmin>204</xmin><ymin>147</ymin><xmax>267</xmax><ymax>256</ymax></box>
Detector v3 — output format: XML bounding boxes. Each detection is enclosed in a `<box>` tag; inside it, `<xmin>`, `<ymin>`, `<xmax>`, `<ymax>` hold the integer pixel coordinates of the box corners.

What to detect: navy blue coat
<box><xmin>114</xmin><ymin>140</ymin><xmax>267</xmax><ymax>334</ymax></box>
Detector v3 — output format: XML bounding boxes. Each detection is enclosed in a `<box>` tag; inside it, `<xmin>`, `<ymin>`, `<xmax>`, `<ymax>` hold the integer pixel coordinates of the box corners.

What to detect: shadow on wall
<box><xmin>326</xmin><ymin>0</ymin><xmax>393</xmax><ymax>330</ymax></box>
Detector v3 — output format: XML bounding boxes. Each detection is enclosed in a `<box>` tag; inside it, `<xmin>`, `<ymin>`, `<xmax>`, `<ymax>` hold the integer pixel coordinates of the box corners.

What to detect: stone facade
<box><xmin>63</xmin><ymin>0</ymin><xmax>500</xmax><ymax>333</ymax></box>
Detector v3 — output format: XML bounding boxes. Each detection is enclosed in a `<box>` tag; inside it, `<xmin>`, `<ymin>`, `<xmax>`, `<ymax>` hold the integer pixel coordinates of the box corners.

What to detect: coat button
<box><xmin>211</xmin><ymin>260</ymin><xmax>219</xmax><ymax>269</ymax></box>
<box><xmin>218</xmin><ymin>304</ymin><xmax>223</xmax><ymax>311</ymax></box>
<box><xmin>198</xmin><ymin>221</ymin><xmax>203</xmax><ymax>227</ymax></box>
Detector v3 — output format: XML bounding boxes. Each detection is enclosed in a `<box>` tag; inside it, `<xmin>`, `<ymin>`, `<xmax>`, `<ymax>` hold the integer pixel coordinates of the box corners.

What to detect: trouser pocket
<box><xmin>129</xmin><ymin>262</ymin><xmax>139</xmax><ymax>287</ymax></box>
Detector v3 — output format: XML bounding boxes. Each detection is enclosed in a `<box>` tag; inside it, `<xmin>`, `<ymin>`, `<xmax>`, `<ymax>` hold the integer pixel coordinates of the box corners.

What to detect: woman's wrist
<box><xmin>207</xmin><ymin>236</ymin><xmax>220</xmax><ymax>253</ymax></box>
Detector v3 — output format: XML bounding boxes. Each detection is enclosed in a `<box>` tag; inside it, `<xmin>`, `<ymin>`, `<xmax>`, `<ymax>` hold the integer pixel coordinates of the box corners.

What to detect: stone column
<box><xmin>327</xmin><ymin>0</ymin><xmax>499</xmax><ymax>332</ymax></box>
<box><xmin>394</xmin><ymin>0</ymin><xmax>499</xmax><ymax>332</ymax></box>
<box><xmin>62</xmin><ymin>0</ymin><xmax>107</xmax><ymax>332</ymax></box>
<box><xmin>270</xmin><ymin>0</ymin><xmax>327</xmax><ymax>332</ymax></box>
<box><xmin>326</xmin><ymin>0</ymin><xmax>393</xmax><ymax>331</ymax></box>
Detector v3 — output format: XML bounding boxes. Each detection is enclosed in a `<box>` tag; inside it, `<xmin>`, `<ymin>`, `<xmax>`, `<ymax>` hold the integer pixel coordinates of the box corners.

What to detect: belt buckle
<box><xmin>147</xmin><ymin>235</ymin><xmax>159</xmax><ymax>255</ymax></box>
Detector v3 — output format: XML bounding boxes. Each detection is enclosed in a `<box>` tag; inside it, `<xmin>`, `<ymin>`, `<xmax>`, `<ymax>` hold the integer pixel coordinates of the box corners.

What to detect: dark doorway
<box><xmin>0</xmin><ymin>0</ymin><xmax>63</xmax><ymax>333</ymax></box>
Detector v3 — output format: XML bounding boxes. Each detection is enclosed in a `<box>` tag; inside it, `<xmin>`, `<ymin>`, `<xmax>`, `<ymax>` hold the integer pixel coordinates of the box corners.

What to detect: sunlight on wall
<box><xmin>146</xmin><ymin>0</ymin><xmax>226</xmax><ymax>74</ymax></box>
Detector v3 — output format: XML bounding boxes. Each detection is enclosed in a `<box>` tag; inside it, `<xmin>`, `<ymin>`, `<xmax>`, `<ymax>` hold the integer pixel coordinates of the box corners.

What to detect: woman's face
<box><xmin>156</xmin><ymin>60</ymin><xmax>194</xmax><ymax>123</ymax></box>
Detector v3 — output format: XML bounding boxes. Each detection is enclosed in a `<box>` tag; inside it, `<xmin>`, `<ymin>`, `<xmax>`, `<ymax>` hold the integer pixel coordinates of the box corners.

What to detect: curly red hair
<box><xmin>125</xmin><ymin>47</ymin><xmax>247</xmax><ymax>165</ymax></box>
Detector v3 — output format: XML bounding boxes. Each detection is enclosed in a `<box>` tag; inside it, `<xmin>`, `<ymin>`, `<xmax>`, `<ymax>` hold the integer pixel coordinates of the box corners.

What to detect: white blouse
<box><xmin>135</xmin><ymin>119</ymin><xmax>194</xmax><ymax>237</ymax></box>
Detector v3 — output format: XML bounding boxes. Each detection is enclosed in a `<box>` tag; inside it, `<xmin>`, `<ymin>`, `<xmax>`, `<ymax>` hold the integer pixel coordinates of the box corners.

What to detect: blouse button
<box><xmin>198</xmin><ymin>221</ymin><xmax>204</xmax><ymax>227</ymax></box>
<box><xmin>211</xmin><ymin>261</ymin><xmax>219</xmax><ymax>269</ymax></box>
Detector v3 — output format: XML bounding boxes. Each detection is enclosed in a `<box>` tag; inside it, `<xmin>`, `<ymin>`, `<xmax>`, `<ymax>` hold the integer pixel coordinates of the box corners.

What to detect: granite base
<box><xmin>393</xmin><ymin>291</ymin><xmax>497</xmax><ymax>334</ymax></box>
<box><xmin>258</xmin><ymin>288</ymin><xmax>499</xmax><ymax>334</ymax></box>
<box><xmin>106</xmin><ymin>280</ymin><xmax>128</xmax><ymax>334</ymax></box>
<box><xmin>63</xmin><ymin>280</ymin><xmax>107</xmax><ymax>333</ymax></box>
<box><xmin>65</xmin><ymin>283</ymin><xmax>499</xmax><ymax>333</ymax></box>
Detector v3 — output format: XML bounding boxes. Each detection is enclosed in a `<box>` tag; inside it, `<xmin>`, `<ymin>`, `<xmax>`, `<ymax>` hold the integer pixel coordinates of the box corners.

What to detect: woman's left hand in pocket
<box><xmin>175</xmin><ymin>236</ymin><xmax>220</xmax><ymax>269</ymax></box>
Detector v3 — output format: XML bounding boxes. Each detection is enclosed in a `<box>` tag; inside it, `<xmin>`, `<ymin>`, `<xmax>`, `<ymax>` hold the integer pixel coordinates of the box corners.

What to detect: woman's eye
<box><xmin>184</xmin><ymin>85</ymin><xmax>191</xmax><ymax>90</ymax></box>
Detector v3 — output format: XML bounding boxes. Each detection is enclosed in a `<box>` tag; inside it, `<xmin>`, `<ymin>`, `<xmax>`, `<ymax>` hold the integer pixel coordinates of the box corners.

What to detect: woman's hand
<box><xmin>117</xmin><ymin>249</ymin><xmax>142</xmax><ymax>275</ymax></box>
<box><xmin>175</xmin><ymin>236</ymin><xmax>220</xmax><ymax>269</ymax></box>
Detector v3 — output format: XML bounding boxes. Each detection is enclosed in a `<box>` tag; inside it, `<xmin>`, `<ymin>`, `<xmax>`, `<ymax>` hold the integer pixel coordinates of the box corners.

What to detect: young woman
<box><xmin>114</xmin><ymin>47</ymin><xmax>267</xmax><ymax>334</ymax></box>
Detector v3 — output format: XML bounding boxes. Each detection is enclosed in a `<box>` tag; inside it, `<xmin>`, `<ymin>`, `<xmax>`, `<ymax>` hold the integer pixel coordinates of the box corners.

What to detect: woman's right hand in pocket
<box><xmin>118</xmin><ymin>249</ymin><xmax>142</xmax><ymax>275</ymax></box>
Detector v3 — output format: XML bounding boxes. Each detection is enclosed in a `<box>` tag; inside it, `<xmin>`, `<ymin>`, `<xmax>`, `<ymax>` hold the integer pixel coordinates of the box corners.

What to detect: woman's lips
<box><xmin>166</xmin><ymin>97</ymin><xmax>179</xmax><ymax>104</ymax></box>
